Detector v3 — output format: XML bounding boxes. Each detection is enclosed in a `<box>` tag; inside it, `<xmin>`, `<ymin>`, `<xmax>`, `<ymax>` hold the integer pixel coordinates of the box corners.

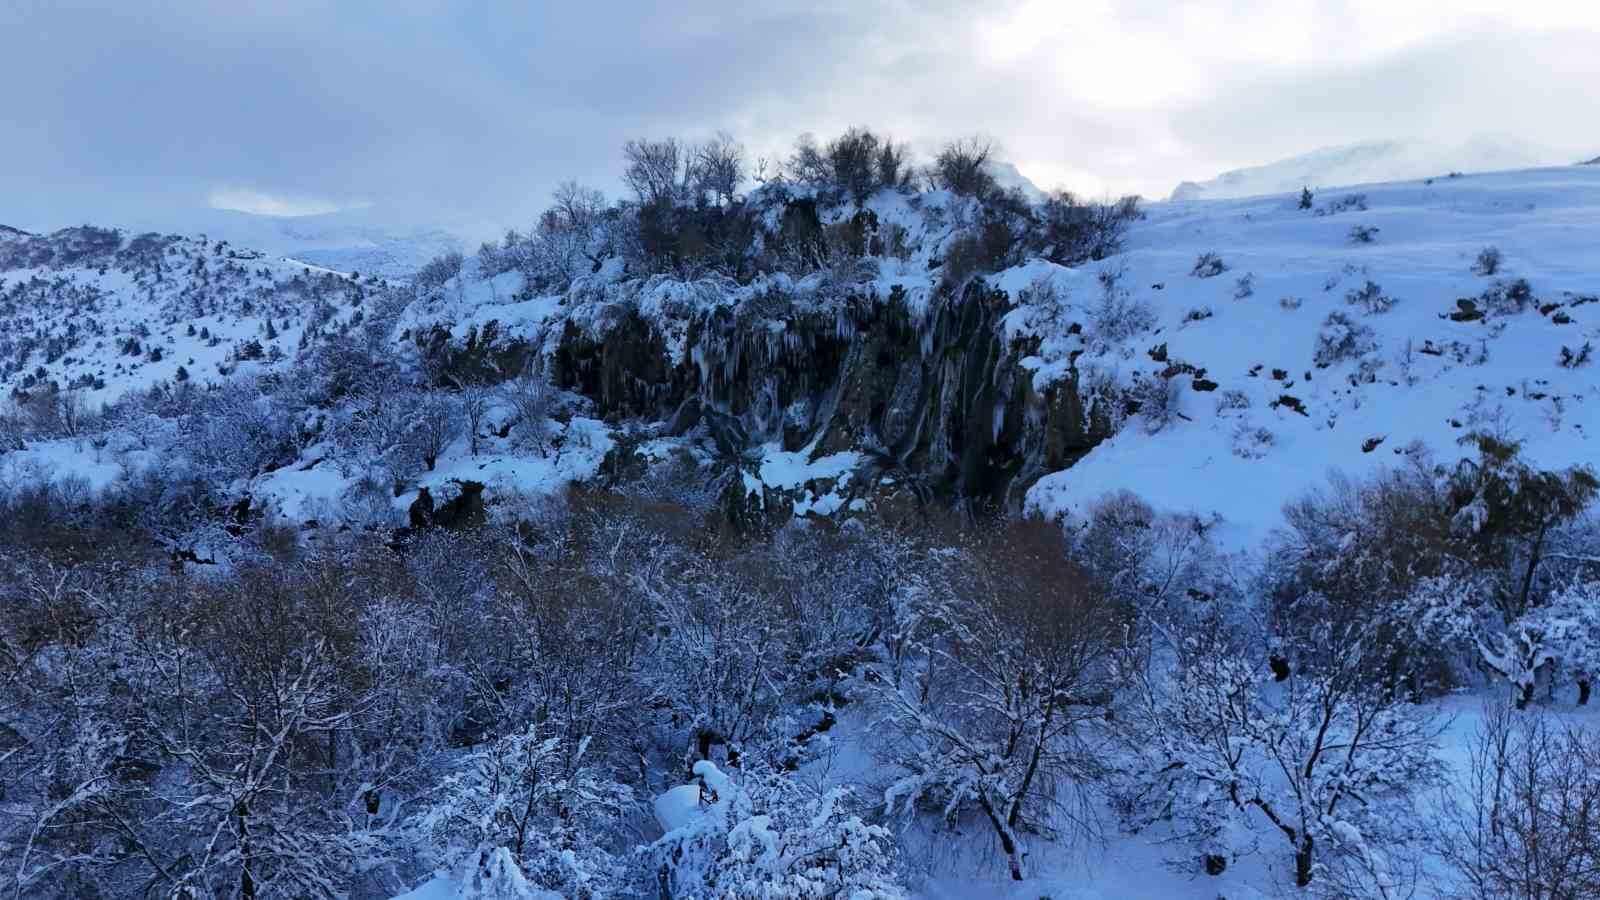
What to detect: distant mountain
<box><xmin>1169</xmin><ymin>136</ymin><xmax>1562</xmax><ymax>201</ymax></box>
<box><xmin>988</xmin><ymin>160</ymin><xmax>1047</xmax><ymax>203</ymax></box>
<box><xmin>1582</xmin><ymin>154</ymin><xmax>1600</xmax><ymax>166</ymax></box>
<box><xmin>121</xmin><ymin>206</ymin><xmax>464</xmax><ymax>278</ymax></box>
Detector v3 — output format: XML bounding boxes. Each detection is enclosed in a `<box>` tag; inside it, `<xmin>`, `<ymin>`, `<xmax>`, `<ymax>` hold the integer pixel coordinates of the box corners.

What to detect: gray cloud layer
<box><xmin>3</xmin><ymin>1</ymin><xmax>1596</xmax><ymax>236</ymax></box>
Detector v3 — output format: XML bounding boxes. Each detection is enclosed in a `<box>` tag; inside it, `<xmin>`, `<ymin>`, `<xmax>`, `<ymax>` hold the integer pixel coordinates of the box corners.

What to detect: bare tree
<box><xmin>458</xmin><ymin>377</ymin><xmax>493</xmax><ymax>457</ymax></box>
<box><xmin>411</xmin><ymin>391</ymin><xmax>461</xmax><ymax>472</ymax></box>
<box><xmin>502</xmin><ymin>357</ymin><xmax>554</xmax><ymax>454</ymax></box>
<box><xmin>549</xmin><ymin>180</ymin><xmax>605</xmax><ymax>232</ymax></box>
<box><xmin>693</xmin><ymin>131</ymin><xmax>744</xmax><ymax>206</ymax></box>
<box><xmin>621</xmin><ymin>138</ymin><xmax>684</xmax><ymax>207</ymax></box>
<box><xmin>1124</xmin><ymin>613</ymin><xmax>1443</xmax><ymax>890</ymax></box>
<box><xmin>1437</xmin><ymin>703</ymin><xmax>1600</xmax><ymax>899</ymax></box>
<box><xmin>877</xmin><ymin>521</ymin><xmax>1130</xmax><ymax>880</ymax></box>
<box><xmin>931</xmin><ymin>136</ymin><xmax>998</xmax><ymax>197</ymax></box>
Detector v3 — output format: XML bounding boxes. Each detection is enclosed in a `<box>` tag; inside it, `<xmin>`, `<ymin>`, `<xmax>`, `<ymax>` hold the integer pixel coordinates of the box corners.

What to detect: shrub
<box><xmin>415</xmin><ymin>251</ymin><xmax>464</xmax><ymax>293</ymax></box>
<box><xmin>1190</xmin><ymin>252</ymin><xmax>1226</xmax><ymax>278</ymax></box>
<box><xmin>1347</xmin><ymin>224</ymin><xmax>1379</xmax><ymax>244</ymax></box>
<box><xmin>1232</xmin><ymin>423</ymin><xmax>1275</xmax><ymax>459</ymax></box>
<box><xmin>929</xmin><ymin>136</ymin><xmax>998</xmax><ymax>197</ymax></box>
<box><xmin>938</xmin><ymin>233</ymin><xmax>985</xmax><ymax>290</ymax></box>
<box><xmin>1314</xmin><ymin>193</ymin><xmax>1368</xmax><ymax>216</ymax></box>
<box><xmin>1471</xmin><ymin>246</ymin><xmax>1502</xmax><ymax>276</ymax></box>
<box><xmin>1088</xmin><ymin>269</ymin><xmax>1155</xmax><ymax>344</ymax></box>
<box><xmin>1482</xmin><ymin>278</ymin><xmax>1534</xmax><ymax>315</ymax></box>
<box><xmin>1344</xmin><ymin>280</ymin><xmax>1395</xmax><ymax>314</ymax></box>
<box><xmin>1129</xmin><ymin>372</ymin><xmax>1182</xmax><ymax>434</ymax></box>
<box><xmin>1314</xmin><ymin>311</ymin><xmax>1378</xmax><ymax>366</ymax></box>
<box><xmin>1033</xmin><ymin>191</ymin><xmax>1139</xmax><ymax>265</ymax></box>
<box><xmin>1559</xmin><ymin>342</ymin><xmax>1593</xmax><ymax>368</ymax></box>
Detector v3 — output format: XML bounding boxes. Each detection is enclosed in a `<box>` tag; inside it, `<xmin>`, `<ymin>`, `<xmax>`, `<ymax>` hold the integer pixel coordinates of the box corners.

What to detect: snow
<box><xmin>388</xmin><ymin>874</ymin><xmax>456</xmax><ymax>900</ymax></box>
<box><xmin>653</xmin><ymin>784</ymin><xmax>707</xmax><ymax>833</ymax></box>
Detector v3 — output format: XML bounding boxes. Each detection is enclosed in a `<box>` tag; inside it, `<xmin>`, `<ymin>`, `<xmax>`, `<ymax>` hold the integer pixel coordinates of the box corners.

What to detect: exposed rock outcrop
<box><xmin>551</xmin><ymin>278</ymin><xmax>1110</xmax><ymax>517</ymax></box>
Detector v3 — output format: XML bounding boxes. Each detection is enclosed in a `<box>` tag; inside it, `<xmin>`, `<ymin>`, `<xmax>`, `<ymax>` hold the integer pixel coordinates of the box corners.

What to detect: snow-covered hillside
<box><xmin>0</xmin><ymin>224</ymin><xmax>377</xmax><ymax>407</ymax></box>
<box><xmin>11</xmin><ymin>163</ymin><xmax>1596</xmax><ymax>549</ymax></box>
<box><xmin>384</xmin><ymin>163</ymin><xmax>1600</xmax><ymax>553</ymax></box>
<box><xmin>1169</xmin><ymin>136</ymin><xmax>1561</xmax><ymax>201</ymax></box>
<box><xmin>1030</xmin><ymin>165</ymin><xmax>1600</xmax><ymax>546</ymax></box>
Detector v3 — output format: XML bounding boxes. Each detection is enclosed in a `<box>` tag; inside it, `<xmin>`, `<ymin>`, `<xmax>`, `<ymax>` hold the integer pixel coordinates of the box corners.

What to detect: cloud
<box><xmin>207</xmin><ymin>188</ymin><xmax>348</xmax><ymax>218</ymax></box>
<box><xmin>1</xmin><ymin>0</ymin><xmax>1596</xmax><ymax>236</ymax></box>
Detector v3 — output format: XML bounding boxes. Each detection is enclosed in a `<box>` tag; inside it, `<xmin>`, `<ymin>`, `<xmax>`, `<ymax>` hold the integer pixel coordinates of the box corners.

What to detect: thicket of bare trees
<box><xmin>3</xmin><ymin>426</ymin><xmax>1598</xmax><ymax>896</ymax></box>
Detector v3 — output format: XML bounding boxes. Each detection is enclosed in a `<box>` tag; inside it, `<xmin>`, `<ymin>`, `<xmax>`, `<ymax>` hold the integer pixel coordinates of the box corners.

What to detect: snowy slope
<box><xmin>0</xmin><ymin>225</ymin><xmax>376</xmax><ymax>407</ymax></box>
<box><xmin>1169</xmin><ymin>136</ymin><xmax>1561</xmax><ymax>201</ymax></box>
<box><xmin>1030</xmin><ymin>165</ymin><xmax>1600</xmax><ymax>547</ymax></box>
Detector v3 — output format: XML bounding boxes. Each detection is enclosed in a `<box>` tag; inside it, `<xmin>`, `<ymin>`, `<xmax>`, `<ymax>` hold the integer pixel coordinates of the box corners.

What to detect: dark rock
<box><xmin>1269</xmin><ymin>654</ymin><xmax>1290</xmax><ymax>681</ymax></box>
<box><xmin>408</xmin><ymin>487</ymin><xmax>434</xmax><ymax>530</ymax></box>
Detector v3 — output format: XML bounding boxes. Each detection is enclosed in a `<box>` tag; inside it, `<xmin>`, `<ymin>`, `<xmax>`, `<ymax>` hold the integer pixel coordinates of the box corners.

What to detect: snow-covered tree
<box><xmin>1122</xmin><ymin>614</ymin><xmax>1442</xmax><ymax>890</ymax></box>
<box><xmin>650</xmin><ymin>761</ymin><xmax>905</xmax><ymax>899</ymax></box>
<box><xmin>874</xmin><ymin>521</ymin><xmax>1131</xmax><ymax>881</ymax></box>
<box><xmin>417</xmin><ymin>725</ymin><xmax>631</xmax><ymax>899</ymax></box>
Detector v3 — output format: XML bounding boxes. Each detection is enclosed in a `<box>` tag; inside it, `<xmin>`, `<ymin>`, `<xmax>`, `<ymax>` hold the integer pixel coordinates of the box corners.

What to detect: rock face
<box><xmin>551</xmin><ymin>280</ymin><xmax>1110</xmax><ymax>515</ymax></box>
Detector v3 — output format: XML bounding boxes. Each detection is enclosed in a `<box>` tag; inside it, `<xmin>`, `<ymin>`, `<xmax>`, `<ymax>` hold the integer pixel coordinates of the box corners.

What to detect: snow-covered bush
<box><xmin>1190</xmin><ymin>251</ymin><xmax>1227</xmax><ymax>278</ymax></box>
<box><xmin>417</xmin><ymin>725</ymin><xmax>632</xmax><ymax>898</ymax></box>
<box><xmin>1481</xmin><ymin>276</ymin><xmax>1534</xmax><ymax>315</ymax></box>
<box><xmin>1471</xmin><ymin>245</ymin><xmax>1502</xmax><ymax>276</ymax></box>
<box><xmin>1344</xmin><ymin>279</ymin><xmax>1395</xmax><ymax>314</ymax></box>
<box><xmin>1129</xmin><ymin>371</ymin><xmax>1182</xmax><ymax>434</ymax></box>
<box><xmin>1313</xmin><ymin>311</ymin><xmax>1378</xmax><ymax>366</ymax></box>
<box><xmin>1231</xmin><ymin>422</ymin><xmax>1275</xmax><ymax>459</ymax></box>
<box><xmin>650</xmin><ymin>761</ymin><xmax>906</xmax><ymax>899</ymax></box>
<box><xmin>1087</xmin><ymin>267</ymin><xmax>1155</xmax><ymax>346</ymax></box>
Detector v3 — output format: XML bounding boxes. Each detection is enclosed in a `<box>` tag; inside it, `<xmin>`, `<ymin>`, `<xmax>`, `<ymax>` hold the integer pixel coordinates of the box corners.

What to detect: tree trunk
<box><xmin>977</xmin><ymin>793</ymin><xmax>1025</xmax><ymax>881</ymax></box>
<box><xmin>1517</xmin><ymin>682</ymin><xmax>1533</xmax><ymax>710</ymax></box>
<box><xmin>238</xmin><ymin>801</ymin><xmax>256</xmax><ymax>900</ymax></box>
<box><xmin>1295</xmin><ymin>834</ymin><xmax>1314</xmax><ymax>888</ymax></box>
<box><xmin>1579</xmin><ymin>679</ymin><xmax>1591</xmax><ymax>706</ymax></box>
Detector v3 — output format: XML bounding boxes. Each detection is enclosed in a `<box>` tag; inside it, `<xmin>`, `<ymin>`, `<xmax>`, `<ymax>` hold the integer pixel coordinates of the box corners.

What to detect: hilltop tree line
<box><xmin>472</xmin><ymin>127</ymin><xmax>1140</xmax><ymax>294</ymax></box>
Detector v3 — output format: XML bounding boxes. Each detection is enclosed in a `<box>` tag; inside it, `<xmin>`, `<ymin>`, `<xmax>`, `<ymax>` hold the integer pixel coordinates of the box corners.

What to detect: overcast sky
<box><xmin>4</xmin><ymin>0</ymin><xmax>1598</xmax><ymax>238</ymax></box>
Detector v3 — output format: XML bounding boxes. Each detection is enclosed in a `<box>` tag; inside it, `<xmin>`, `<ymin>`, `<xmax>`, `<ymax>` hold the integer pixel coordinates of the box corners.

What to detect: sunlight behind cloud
<box><xmin>207</xmin><ymin>187</ymin><xmax>344</xmax><ymax>217</ymax></box>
